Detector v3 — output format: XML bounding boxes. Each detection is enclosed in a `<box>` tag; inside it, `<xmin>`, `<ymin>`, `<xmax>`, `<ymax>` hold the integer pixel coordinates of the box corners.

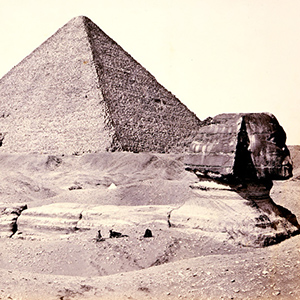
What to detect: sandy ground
<box><xmin>0</xmin><ymin>149</ymin><xmax>299</xmax><ymax>300</ymax></box>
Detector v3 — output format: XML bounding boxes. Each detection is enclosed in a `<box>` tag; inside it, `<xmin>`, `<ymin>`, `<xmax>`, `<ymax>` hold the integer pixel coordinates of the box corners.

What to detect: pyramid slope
<box><xmin>0</xmin><ymin>16</ymin><xmax>116</xmax><ymax>154</ymax></box>
<box><xmin>0</xmin><ymin>16</ymin><xmax>201</xmax><ymax>154</ymax></box>
<box><xmin>83</xmin><ymin>17</ymin><xmax>201</xmax><ymax>152</ymax></box>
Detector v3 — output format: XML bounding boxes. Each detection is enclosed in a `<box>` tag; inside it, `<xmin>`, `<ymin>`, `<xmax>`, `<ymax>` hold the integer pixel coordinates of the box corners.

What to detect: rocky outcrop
<box><xmin>16</xmin><ymin>203</ymin><xmax>84</xmax><ymax>238</ymax></box>
<box><xmin>15</xmin><ymin>203</ymin><xmax>176</xmax><ymax>239</ymax></box>
<box><xmin>182</xmin><ymin>113</ymin><xmax>299</xmax><ymax>245</ymax></box>
<box><xmin>0</xmin><ymin>204</ymin><xmax>27</xmax><ymax>237</ymax></box>
<box><xmin>170</xmin><ymin>180</ymin><xmax>299</xmax><ymax>247</ymax></box>
<box><xmin>13</xmin><ymin>186</ymin><xmax>300</xmax><ymax>247</ymax></box>
<box><xmin>185</xmin><ymin>113</ymin><xmax>293</xmax><ymax>180</ymax></box>
<box><xmin>0</xmin><ymin>150</ymin><xmax>297</xmax><ymax>247</ymax></box>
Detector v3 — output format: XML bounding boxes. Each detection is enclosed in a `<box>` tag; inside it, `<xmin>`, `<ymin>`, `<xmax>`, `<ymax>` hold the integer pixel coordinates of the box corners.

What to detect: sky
<box><xmin>0</xmin><ymin>0</ymin><xmax>300</xmax><ymax>145</ymax></box>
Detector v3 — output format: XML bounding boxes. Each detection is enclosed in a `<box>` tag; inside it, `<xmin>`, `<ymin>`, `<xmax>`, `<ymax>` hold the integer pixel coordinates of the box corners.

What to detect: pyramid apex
<box><xmin>66</xmin><ymin>15</ymin><xmax>93</xmax><ymax>26</ymax></box>
<box><xmin>71</xmin><ymin>15</ymin><xmax>91</xmax><ymax>21</ymax></box>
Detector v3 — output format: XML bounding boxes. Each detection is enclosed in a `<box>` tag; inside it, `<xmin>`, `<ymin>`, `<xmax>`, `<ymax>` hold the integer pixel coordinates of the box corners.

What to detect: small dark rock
<box><xmin>109</xmin><ymin>230</ymin><xmax>128</xmax><ymax>238</ymax></box>
<box><xmin>143</xmin><ymin>229</ymin><xmax>153</xmax><ymax>238</ymax></box>
<box><xmin>68</xmin><ymin>185</ymin><xmax>82</xmax><ymax>190</ymax></box>
<box><xmin>95</xmin><ymin>230</ymin><xmax>105</xmax><ymax>242</ymax></box>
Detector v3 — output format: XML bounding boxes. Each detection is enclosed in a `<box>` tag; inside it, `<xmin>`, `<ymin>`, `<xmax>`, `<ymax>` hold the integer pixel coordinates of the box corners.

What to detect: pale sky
<box><xmin>0</xmin><ymin>0</ymin><xmax>300</xmax><ymax>145</ymax></box>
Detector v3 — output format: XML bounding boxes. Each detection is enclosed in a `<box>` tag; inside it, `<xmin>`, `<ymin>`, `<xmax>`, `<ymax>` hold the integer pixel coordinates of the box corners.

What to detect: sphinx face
<box><xmin>186</xmin><ymin>113</ymin><xmax>293</xmax><ymax>181</ymax></box>
<box><xmin>243</xmin><ymin>113</ymin><xmax>293</xmax><ymax>180</ymax></box>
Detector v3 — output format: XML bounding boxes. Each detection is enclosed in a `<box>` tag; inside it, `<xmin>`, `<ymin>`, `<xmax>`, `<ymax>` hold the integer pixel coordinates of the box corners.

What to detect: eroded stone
<box><xmin>185</xmin><ymin>113</ymin><xmax>292</xmax><ymax>181</ymax></box>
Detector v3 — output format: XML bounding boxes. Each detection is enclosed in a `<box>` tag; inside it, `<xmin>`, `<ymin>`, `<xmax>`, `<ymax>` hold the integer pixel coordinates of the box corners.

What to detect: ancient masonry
<box><xmin>0</xmin><ymin>16</ymin><xmax>201</xmax><ymax>154</ymax></box>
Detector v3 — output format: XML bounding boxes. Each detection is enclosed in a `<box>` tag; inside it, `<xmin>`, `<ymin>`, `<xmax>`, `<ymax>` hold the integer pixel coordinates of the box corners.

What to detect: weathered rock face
<box><xmin>182</xmin><ymin>113</ymin><xmax>298</xmax><ymax>246</ymax></box>
<box><xmin>0</xmin><ymin>204</ymin><xmax>27</xmax><ymax>238</ymax></box>
<box><xmin>185</xmin><ymin>113</ymin><xmax>293</xmax><ymax>181</ymax></box>
<box><xmin>16</xmin><ymin>203</ymin><xmax>175</xmax><ymax>239</ymax></box>
<box><xmin>0</xmin><ymin>152</ymin><xmax>296</xmax><ymax>248</ymax></box>
<box><xmin>170</xmin><ymin>180</ymin><xmax>299</xmax><ymax>247</ymax></box>
<box><xmin>242</xmin><ymin>113</ymin><xmax>292</xmax><ymax>180</ymax></box>
<box><xmin>0</xmin><ymin>16</ymin><xmax>201</xmax><ymax>154</ymax></box>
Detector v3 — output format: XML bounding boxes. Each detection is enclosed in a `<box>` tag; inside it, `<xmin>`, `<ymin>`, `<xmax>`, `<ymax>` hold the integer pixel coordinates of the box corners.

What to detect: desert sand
<box><xmin>0</xmin><ymin>147</ymin><xmax>298</xmax><ymax>300</ymax></box>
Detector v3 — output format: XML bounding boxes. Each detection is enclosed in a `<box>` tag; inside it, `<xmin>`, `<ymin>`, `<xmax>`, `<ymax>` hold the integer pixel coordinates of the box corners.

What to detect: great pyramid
<box><xmin>0</xmin><ymin>16</ymin><xmax>201</xmax><ymax>154</ymax></box>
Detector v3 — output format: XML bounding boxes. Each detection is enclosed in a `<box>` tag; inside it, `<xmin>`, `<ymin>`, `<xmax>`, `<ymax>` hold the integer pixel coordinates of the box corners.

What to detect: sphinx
<box><xmin>179</xmin><ymin>113</ymin><xmax>299</xmax><ymax>246</ymax></box>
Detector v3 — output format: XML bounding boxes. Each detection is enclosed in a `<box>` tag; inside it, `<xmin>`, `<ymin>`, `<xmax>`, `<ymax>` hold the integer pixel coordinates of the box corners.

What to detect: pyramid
<box><xmin>0</xmin><ymin>16</ymin><xmax>201</xmax><ymax>154</ymax></box>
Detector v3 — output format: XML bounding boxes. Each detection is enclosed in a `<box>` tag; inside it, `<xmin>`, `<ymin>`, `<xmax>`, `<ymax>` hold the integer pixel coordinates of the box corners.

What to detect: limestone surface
<box><xmin>0</xmin><ymin>149</ymin><xmax>299</xmax><ymax>299</ymax></box>
<box><xmin>185</xmin><ymin>113</ymin><xmax>293</xmax><ymax>180</ymax></box>
<box><xmin>0</xmin><ymin>16</ymin><xmax>201</xmax><ymax>154</ymax></box>
<box><xmin>0</xmin><ymin>152</ymin><xmax>297</xmax><ymax>247</ymax></box>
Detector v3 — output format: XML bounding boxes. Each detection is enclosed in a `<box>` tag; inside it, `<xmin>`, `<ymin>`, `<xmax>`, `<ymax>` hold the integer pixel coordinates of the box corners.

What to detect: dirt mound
<box><xmin>0</xmin><ymin>152</ymin><xmax>195</xmax><ymax>205</ymax></box>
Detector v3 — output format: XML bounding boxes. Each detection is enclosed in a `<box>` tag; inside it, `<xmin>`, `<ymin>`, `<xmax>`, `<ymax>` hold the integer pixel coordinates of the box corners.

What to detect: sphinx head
<box><xmin>241</xmin><ymin>113</ymin><xmax>293</xmax><ymax>180</ymax></box>
<box><xmin>187</xmin><ymin>113</ymin><xmax>293</xmax><ymax>181</ymax></box>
